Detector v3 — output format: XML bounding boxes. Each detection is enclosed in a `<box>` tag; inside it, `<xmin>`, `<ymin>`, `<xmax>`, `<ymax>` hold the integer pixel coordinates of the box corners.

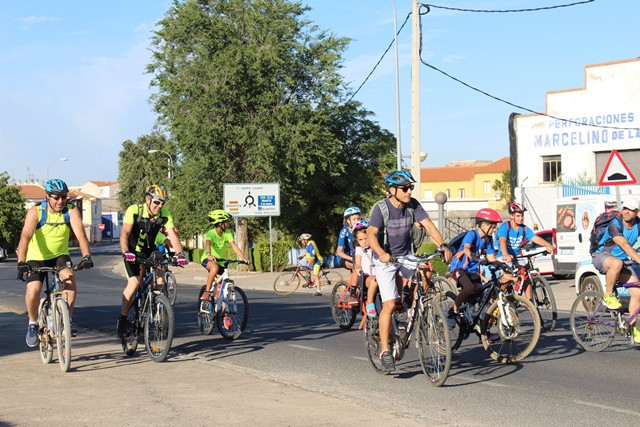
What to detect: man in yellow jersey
<box><xmin>117</xmin><ymin>184</ymin><xmax>187</xmax><ymax>337</ymax></box>
<box><xmin>17</xmin><ymin>179</ymin><xmax>93</xmax><ymax>347</ymax></box>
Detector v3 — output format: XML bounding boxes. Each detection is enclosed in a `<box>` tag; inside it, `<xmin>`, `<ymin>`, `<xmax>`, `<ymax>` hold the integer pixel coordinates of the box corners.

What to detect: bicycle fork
<box><xmin>497</xmin><ymin>294</ymin><xmax>516</xmax><ymax>328</ymax></box>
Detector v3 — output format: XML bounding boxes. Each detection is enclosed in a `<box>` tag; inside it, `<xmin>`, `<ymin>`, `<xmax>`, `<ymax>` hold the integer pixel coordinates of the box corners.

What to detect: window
<box><xmin>483</xmin><ymin>181</ymin><xmax>491</xmax><ymax>193</ymax></box>
<box><xmin>542</xmin><ymin>155</ymin><xmax>561</xmax><ymax>182</ymax></box>
<box><xmin>459</xmin><ymin>188</ymin><xmax>465</xmax><ymax>198</ymax></box>
<box><xmin>445</xmin><ymin>189</ymin><xmax>450</xmax><ymax>197</ymax></box>
<box><xmin>424</xmin><ymin>189</ymin><xmax>433</xmax><ymax>200</ymax></box>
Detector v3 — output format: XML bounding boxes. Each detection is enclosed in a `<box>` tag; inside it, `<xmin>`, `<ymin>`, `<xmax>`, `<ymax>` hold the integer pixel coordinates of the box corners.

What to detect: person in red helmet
<box><xmin>449</xmin><ymin>208</ymin><xmax>504</xmax><ymax>315</ymax></box>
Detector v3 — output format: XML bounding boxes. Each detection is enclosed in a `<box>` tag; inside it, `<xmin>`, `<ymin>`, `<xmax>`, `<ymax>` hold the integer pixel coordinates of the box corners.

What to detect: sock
<box><xmin>366</xmin><ymin>303</ymin><xmax>377</xmax><ymax>317</ymax></box>
<box><xmin>28</xmin><ymin>321</ymin><xmax>37</xmax><ymax>326</ymax></box>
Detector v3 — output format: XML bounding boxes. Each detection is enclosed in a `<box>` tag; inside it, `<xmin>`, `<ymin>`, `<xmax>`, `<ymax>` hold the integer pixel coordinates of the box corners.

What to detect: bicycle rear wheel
<box><xmin>437</xmin><ymin>291</ymin><xmax>463</xmax><ymax>352</ymax></box>
<box><xmin>196</xmin><ymin>285</ymin><xmax>215</xmax><ymax>335</ymax></box>
<box><xmin>417</xmin><ymin>298</ymin><xmax>451</xmax><ymax>387</ymax></box>
<box><xmin>570</xmin><ymin>291</ymin><xmax>616</xmax><ymax>352</ymax></box>
<box><xmin>54</xmin><ymin>298</ymin><xmax>72</xmax><ymax>373</ymax></box>
<box><xmin>532</xmin><ymin>275</ymin><xmax>557</xmax><ymax>331</ymax></box>
<box><xmin>273</xmin><ymin>272</ymin><xmax>301</xmax><ymax>296</ymax></box>
<box><xmin>481</xmin><ymin>294</ymin><xmax>540</xmax><ymax>363</ymax></box>
<box><xmin>216</xmin><ymin>283</ymin><xmax>249</xmax><ymax>340</ymax></box>
<box><xmin>164</xmin><ymin>271</ymin><xmax>178</xmax><ymax>306</ymax></box>
<box><xmin>144</xmin><ymin>294</ymin><xmax>174</xmax><ymax>362</ymax></box>
<box><xmin>37</xmin><ymin>298</ymin><xmax>53</xmax><ymax>364</ymax></box>
<box><xmin>330</xmin><ymin>281</ymin><xmax>357</xmax><ymax>329</ymax></box>
<box><xmin>431</xmin><ymin>276</ymin><xmax>456</xmax><ymax>295</ymax></box>
<box><xmin>319</xmin><ymin>270</ymin><xmax>343</xmax><ymax>289</ymax></box>
<box><xmin>364</xmin><ymin>317</ymin><xmax>390</xmax><ymax>375</ymax></box>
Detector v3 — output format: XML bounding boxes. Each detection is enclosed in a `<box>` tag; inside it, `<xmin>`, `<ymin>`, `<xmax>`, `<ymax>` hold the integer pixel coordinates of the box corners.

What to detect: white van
<box><xmin>553</xmin><ymin>194</ymin><xmax>619</xmax><ymax>276</ymax></box>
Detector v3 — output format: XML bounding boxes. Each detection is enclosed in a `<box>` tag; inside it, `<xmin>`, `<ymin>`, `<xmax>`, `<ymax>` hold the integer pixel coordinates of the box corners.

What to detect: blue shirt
<box><xmin>449</xmin><ymin>229</ymin><xmax>496</xmax><ymax>274</ymax></box>
<box><xmin>336</xmin><ymin>225</ymin><xmax>354</xmax><ymax>262</ymax></box>
<box><xmin>597</xmin><ymin>216</ymin><xmax>640</xmax><ymax>259</ymax></box>
<box><xmin>495</xmin><ymin>222</ymin><xmax>535</xmax><ymax>258</ymax></box>
<box><xmin>369</xmin><ymin>197</ymin><xmax>428</xmax><ymax>256</ymax></box>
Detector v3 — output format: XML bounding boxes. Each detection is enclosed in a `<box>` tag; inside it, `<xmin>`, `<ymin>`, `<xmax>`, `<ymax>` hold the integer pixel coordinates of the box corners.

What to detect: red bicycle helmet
<box><xmin>508</xmin><ymin>202</ymin><xmax>527</xmax><ymax>214</ymax></box>
<box><xmin>475</xmin><ymin>208</ymin><xmax>503</xmax><ymax>224</ymax></box>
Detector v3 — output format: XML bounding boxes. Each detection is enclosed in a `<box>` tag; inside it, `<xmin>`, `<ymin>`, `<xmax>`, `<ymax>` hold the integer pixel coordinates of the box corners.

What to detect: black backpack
<box><xmin>588</xmin><ymin>210</ymin><xmax>621</xmax><ymax>255</ymax></box>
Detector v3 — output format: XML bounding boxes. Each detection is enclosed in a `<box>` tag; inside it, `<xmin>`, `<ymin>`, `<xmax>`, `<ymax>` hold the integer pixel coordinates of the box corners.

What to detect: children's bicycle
<box><xmin>197</xmin><ymin>259</ymin><xmax>249</xmax><ymax>340</ymax></box>
<box><xmin>330</xmin><ymin>276</ymin><xmax>362</xmax><ymax>330</ymax></box>
<box><xmin>439</xmin><ymin>261</ymin><xmax>541</xmax><ymax>363</ymax></box>
<box><xmin>273</xmin><ymin>263</ymin><xmax>343</xmax><ymax>296</ymax></box>
<box><xmin>121</xmin><ymin>252</ymin><xmax>175</xmax><ymax>362</ymax></box>
<box><xmin>32</xmin><ymin>262</ymin><xmax>90</xmax><ymax>373</ymax></box>
<box><xmin>570</xmin><ymin>280</ymin><xmax>640</xmax><ymax>351</ymax></box>
<box><xmin>364</xmin><ymin>253</ymin><xmax>451</xmax><ymax>387</ymax></box>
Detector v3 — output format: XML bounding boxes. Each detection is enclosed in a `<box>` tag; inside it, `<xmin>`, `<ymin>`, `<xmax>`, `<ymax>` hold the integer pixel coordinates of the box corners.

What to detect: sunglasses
<box><xmin>397</xmin><ymin>184</ymin><xmax>414</xmax><ymax>192</ymax></box>
<box><xmin>152</xmin><ymin>199</ymin><xmax>165</xmax><ymax>206</ymax></box>
<box><xmin>49</xmin><ymin>194</ymin><xmax>68</xmax><ymax>201</ymax></box>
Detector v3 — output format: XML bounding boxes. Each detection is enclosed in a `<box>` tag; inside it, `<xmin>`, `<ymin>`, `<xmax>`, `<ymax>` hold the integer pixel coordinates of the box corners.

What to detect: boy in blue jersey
<box><xmin>592</xmin><ymin>198</ymin><xmax>640</xmax><ymax>342</ymax></box>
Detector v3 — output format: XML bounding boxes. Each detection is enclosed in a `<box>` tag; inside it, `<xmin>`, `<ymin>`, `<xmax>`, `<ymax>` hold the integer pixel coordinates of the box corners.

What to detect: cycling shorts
<box><xmin>202</xmin><ymin>259</ymin><xmax>227</xmax><ymax>276</ymax></box>
<box><xmin>26</xmin><ymin>255</ymin><xmax>72</xmax><ymax>283</ymax></box>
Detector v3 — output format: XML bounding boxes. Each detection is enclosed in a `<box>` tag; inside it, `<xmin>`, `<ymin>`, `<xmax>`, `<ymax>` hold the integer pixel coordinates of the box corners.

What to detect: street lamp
<box><xmin>148</xmin><ymin>149</ymin><xmax>173</xmax><ymax>179</ymax></box>
<box><xmin>46</xmin><ymin>157</ymin><xmax>68</xmax><ymax>180</ymax></box>
<box><xmin>401</xmin><ymin>151</ymin><xmax>427</xmax><ymax>169</ymax></box>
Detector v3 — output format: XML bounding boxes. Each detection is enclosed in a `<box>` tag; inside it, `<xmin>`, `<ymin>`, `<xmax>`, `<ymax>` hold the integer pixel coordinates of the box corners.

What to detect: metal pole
<box><xmin>390</xmin><ymin>0</ymin><xmax>402</xmax><ymax>170</ymax></box>
<box><xmin>411</xmin><ymin>0</ymin><xmax>422</xmax><ymax>200</ymax></box>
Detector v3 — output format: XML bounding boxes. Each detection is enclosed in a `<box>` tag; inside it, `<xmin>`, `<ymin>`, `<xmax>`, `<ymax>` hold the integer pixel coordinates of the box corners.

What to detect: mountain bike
<box><xmin>121</xmin><ymin>252</ymin><xmax>175</xmax><ymax>362</ymax></box>
<box><xmin>159</xmin><ymin>252</ymin><xmax>180</xmax><ymax>306</ymax></box>
<box><xmin>510</xmin><ymin>248</ymin><xmax>557</xmax><ymax>331</ymax></box>
<box><xmin>197</xmin><ymin>259</ymin><xmax>249</xmax><ymax>340</ymax></box>
<box><xmin>570</xmin><ymin>280</ymin><xmax>640</xmax><ymax>351</ymax></box>
<box><xmin>439</xmin><ymin>261</ymin><xmax>541</xmax><ymax>363</ymax></box>
<box><xmin>33</xmin><ymin>262</ymin><xmax>90</xmax><ymax>373</ymax></box>
<box><xmin>273</xmin><ymin>263</ymin><xmax>343</xmax><ymax>296</ymax></box>
<box><xmin>364</xmin><ymin>252</ymin><xmax>451</xmax><ymax>387</ymax></box>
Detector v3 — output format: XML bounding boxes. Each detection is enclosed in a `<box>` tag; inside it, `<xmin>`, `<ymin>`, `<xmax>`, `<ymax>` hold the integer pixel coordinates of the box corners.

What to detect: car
<box><xmin>574</xmin><ymin>258</ymin><xmax>631</xmax><ymax>307</ymax></box>
<box><xmin>0</xmin><ymin>247</ymin><xmax>7</xmax><ymax>262</ymax></box>
<box><xmin>520</xmin><ymin>229</ymin><xmax>556</xmax><ymax>276</ymax></box>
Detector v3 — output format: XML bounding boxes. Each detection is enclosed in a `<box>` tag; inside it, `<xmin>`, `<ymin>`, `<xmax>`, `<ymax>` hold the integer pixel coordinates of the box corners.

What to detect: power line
<box><xmin>423</xmin><ymin>0</ymin><xmax>595</xmax><ymax>14</ymax></box>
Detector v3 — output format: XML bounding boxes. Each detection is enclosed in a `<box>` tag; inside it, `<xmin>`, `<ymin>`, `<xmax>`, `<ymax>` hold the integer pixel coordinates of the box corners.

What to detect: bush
<box><xmin>253</xmin><ymin>239</ymin><xmax>290</xmax><ymax>272</ymax></box>
<box><xmin>192</xmin><ymin>248</ymin><xmax>204</xmax><ymax>264</ymax></box>
<box><xmin>417</xmin><ymin>241</ymin><xmax>449</xmax><ymax>276</ymax></box>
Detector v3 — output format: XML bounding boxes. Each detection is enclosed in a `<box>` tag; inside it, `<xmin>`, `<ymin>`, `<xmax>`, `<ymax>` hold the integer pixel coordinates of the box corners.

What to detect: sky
<box><xmin>1</xmin><ymin>0</ymin><xmax>639</xmax><ymax>186</ymax></box>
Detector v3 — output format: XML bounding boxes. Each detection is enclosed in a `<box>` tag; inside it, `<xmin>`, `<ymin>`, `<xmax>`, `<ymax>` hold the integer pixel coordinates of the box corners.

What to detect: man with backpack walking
<box><xmin>592</xmin><ymin>198</ymin><xmax>640</xmax><ymax>343</ymax></box>
<box><xmin>496</xmin><ymin>202</ymin><xmax>554</xmax><ymax>300</ymax></box>
<box><xmin>367</xmin><ymin>169</ymin><xmax>452</xmax><ymax>372</ymax></box>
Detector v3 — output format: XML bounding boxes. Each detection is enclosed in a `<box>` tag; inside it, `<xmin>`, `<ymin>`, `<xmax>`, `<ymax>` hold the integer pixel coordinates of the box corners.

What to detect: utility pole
<box><xmin>411</xmin><ymin>0</ymin><xmax>422</xmax><ymax>201</ymax></box>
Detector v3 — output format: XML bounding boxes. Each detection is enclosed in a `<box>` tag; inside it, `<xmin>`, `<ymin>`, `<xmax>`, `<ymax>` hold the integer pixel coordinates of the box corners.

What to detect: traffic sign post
<box><xmin>598</xmin><ymin>150</ymin><xmax>637</xmax><ymax>208</ymax></box>
<box><xmin>98</xmin><ymin>224</ymin><xmax>106</xmax><ymax>231</ymax></box>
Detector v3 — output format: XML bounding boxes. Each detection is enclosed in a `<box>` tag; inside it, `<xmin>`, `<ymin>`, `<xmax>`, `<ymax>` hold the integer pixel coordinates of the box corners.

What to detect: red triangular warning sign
<box><xmin>599</xmin><ymin>149</ymin><xmax>637</xmax><ymax>185</ymax></box>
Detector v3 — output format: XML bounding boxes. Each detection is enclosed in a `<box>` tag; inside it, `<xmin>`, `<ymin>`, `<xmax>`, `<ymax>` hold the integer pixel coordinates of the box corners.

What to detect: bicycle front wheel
<box><xmin>570</xmin><ymin>291</ymin><xmax>616</xmax><ymax>352</ymax></box>
<box><xmin>164</xmin><ymin>271</ymin><xmax>178</xmax><ymax>306</ymax></box>
<box><xmin>273</xmin><ymin>272</ymin><xmax>301</xmax><ymax>296</ymax></box>
<box><xmin>196</xmin><ymin>285</ymin><xmax>215</xmax><ymax>335</ymax></box>
<box><xmin>330</xmin><ymin>281</ymin><xmax>357</xmax><ymax>330</ymax></box>
<box><xmin>216</xmin><ymin>284</ymin><xmax>249</xmax><ymax>340</ymax></box>
<box><xmin>319</xmin><ymin>270</ymin><xmax>343</xmax><ymax>289</ymax></box>
<box><xmin>481</xmin><ymin>294</ymin><xmax>540</xmax><ymax>363</ymax></box>
<box><xmin>438</xmin><ymin>291</ymin><xmax>463</xmax><ymax>352</ymax></box>
<box><xmin>532</xmin><ymin>275</ymin><xmax>557</xmax><ymax>331</ymax></box>
<box><xmin>54</xmin><ymin>298</ymin><xmax>72</xmax><ymax>373</ymax></box>
<box><xmin>431</xmin><ymin>276</ymin><xmax>457</xmax><ymax>295</ymax></box>
<box><xmin>417</xmin><ymin>298</ymin><xmax>451</xmax><ymax>387</ymax></box>
<box><xmin>144</xmin><ymin>294</ymin><xmax>174</xmax><ymax>362</ymax></box>
<box><xmin>37</xmin><ymin>298</ymin><xmax>53</xmax><ymax>364</ymax></box>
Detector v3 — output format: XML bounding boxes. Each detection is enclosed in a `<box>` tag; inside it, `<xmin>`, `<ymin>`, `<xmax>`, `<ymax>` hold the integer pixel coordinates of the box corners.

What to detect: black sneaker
<box><xmin>70</xmin><ymin>320</ymin><xmax>78</xmax><ymax>337</ymax></box>
<box><xmin>116</xmin><ymin>315</ymin><xmax>127</xmax><ymax>338</ymax></box>
<box><xmin>380</xmin><ymin>351</ymin><xmax>395</xmax><ymax>372</ymax></box>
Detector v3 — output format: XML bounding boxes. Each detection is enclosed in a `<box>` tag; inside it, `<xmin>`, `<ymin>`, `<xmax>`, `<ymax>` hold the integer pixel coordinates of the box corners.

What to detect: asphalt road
<box><xmin>1</xmin><ymin>246</ymin><xmax>640</xmax><ymax>426</ymax></box>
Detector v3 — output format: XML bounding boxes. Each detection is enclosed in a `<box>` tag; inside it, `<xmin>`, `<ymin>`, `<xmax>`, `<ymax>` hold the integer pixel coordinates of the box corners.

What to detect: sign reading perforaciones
<box><xmin>223</xmin><ymin>183</ymin><xmax>280</xmax><ymax>217</ymax></box>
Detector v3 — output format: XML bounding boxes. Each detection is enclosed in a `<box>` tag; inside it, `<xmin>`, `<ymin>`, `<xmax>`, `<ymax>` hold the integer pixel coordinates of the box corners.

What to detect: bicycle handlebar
<box><xmin>28</xmin><ymin>264</ymin><xmax>86</xmax><ymax>273</ymax></box>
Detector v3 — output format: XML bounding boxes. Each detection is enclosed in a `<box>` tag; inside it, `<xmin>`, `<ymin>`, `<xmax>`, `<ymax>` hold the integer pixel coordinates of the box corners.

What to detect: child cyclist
<box><xmin>353</xmin><ymin>221</ymin><xmax>378</xmax><ymax>316</ymax></box>
<box><xmin>298</xmin><ymin>233</ymin><xmax>324</xmax><ymax>296</ymax></box>
<box><xmin>199</xmin><ymin>210</ymin><xmax>249</xmax><ymax>302</ymax></box>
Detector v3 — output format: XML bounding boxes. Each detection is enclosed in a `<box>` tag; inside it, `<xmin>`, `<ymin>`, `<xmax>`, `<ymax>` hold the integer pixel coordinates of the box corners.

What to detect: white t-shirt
<box><xmin>356</xmin><ymin>246</ymin><xmax>374</xmax><ymax>276</ymax></box>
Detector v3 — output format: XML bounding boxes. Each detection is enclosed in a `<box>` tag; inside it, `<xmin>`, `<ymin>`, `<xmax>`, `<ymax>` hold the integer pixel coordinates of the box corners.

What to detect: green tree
<box><xmin>117</xmin><ymin>133</ymin><xmax>177</xmax><ymax>210</ymax></box>
<box><xmin>492</xmin><ymin>169</ymin><xmax>511</xmax><ymax>209</ymax></box>
<box><xmin>146</xmin><ymin>0</ymin><xmax>395</xmax><ymax>253</ymax></box>
<box><xmin>0</xmin><ymin>172</ymin><xmax>27</xmax><ymax>251</ymax></box>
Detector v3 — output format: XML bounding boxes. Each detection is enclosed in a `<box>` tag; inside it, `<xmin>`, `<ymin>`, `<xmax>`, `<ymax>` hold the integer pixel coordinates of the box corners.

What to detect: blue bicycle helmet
<box><xmin>45</xmin><ymin>179</ymin><xmax>69</xmax><ymax>195</ymax></box>
<box><xmin>343</xmin><ymin>206</ymin><xmax>361</xmax><ymax>218</ymax></box>
<box><xmin>384</xmin><ymin>170</ymin><xmax>416</xmax><ymax>188</ymax></box>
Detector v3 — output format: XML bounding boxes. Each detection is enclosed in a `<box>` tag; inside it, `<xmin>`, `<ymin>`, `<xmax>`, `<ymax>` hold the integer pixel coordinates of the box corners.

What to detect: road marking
<box><xmin>351</xmin><ymin>356</ymin><xmax>368</xmax><ymax>362</ymax></box>
<box><xmin>574</xmin><ymin>400</ymin><xmax>640</xmax><ymax>417</ymax></box>
<box><xmin>454</xmin><ymin>375</ymin><xmax>512</xmax><ymax>387</ymax></box>
<box><xmin>288</xmin><ymin>344</ymin><xmax>323</xmax><ymax>352</ymax></box>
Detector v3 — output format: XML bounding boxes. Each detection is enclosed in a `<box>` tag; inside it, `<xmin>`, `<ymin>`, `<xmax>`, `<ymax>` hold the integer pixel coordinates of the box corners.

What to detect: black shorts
<box><xmin>26</xmin><ymin>255</ymin><xmax>72</xmax><ymax>283</ymax></box>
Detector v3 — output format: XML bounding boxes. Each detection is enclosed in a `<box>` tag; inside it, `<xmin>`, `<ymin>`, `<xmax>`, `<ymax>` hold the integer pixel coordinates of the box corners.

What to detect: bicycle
<box><xmin>159</xmin><ymin>251</ymin><xmax>180</xmax><ymax>306</ymax></box>
<box><xmin>439</xmin><ymin>261</ymin><xmax>541</xmax><ymax>363</ymax></box>
<box><xmin>197</xmin><ymin>259</ymin><xmax>249</xmax><ymax>340</ymax></box>
<box><xmin>32</xmin><ymin>262</ymin><xmax>89</xmax><ymax>373</ymax></box>
<box><xmin>510</xmin><ymin>248</ymin><xmax>558</xmax><ymax>331</ymax></box>
<box><xmin>364</xmin><ymin>252</ymin><xmax>451</xmax><ymax>387</ymax></box>
<box><xmin>570</xmin><ymin>280</ymin><xmax>640</xmax><ymax>351</ymax></box>
<box><xmin>273</xmin><ymin>263</ymin><xmax>343</xmax><ymax>296</ymax></box>
<box><xmin>121</xmin><ymin>252</ymin><xmax>175</xmax><ymax>362</ymax></box>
